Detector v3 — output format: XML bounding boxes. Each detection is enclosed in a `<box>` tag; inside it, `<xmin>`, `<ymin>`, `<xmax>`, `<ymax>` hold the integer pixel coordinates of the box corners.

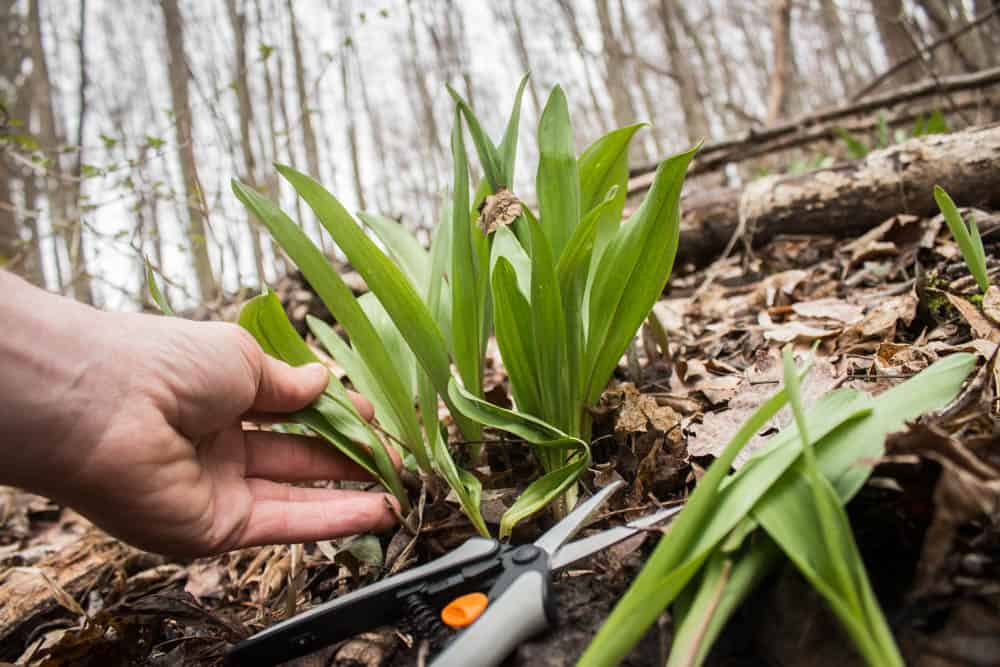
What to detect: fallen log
<box><xmin>665</xmin><ymin>123</ymin><xmax>1000</xmax><ymax>267</ymax></box>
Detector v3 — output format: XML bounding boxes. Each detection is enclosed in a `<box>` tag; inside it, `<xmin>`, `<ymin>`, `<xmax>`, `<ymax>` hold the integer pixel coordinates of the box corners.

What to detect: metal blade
<box><xmin>549</xmin><ymin>505</ymin><xmax>683</xmax><ymax>571</ymax></box>
<box><xmin>533</xmin><ymin>481</ymin><xmax>624</xmax><ymax>557</ymax></box>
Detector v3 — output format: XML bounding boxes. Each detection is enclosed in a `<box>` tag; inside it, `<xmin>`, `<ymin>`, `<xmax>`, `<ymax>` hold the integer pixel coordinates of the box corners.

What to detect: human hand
<box><xmin>0</xmin><ymin>272</ymin><xmax>400</xmax><ymax>556</ymax></box>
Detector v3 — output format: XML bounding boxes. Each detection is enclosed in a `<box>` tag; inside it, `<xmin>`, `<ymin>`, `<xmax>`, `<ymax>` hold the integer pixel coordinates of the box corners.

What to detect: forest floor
<box><xmin>1</xmin><ymin>201</ymin><xmax>998</xmax><ymax>667</ymax></box>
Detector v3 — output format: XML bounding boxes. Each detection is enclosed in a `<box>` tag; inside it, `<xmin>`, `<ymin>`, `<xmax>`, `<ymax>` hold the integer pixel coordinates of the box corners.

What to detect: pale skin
<box><xmin>0</xmin><ymin>270</ymin><xmax>399</xmax><ymax>556</ymax></box>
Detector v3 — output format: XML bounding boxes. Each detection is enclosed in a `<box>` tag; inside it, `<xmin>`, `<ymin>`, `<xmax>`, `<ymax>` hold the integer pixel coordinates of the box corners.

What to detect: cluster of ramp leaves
<box><xmin>231</xmin><ymin>74</ymin><xmax>697</xmax><ymax>538</ymax></box>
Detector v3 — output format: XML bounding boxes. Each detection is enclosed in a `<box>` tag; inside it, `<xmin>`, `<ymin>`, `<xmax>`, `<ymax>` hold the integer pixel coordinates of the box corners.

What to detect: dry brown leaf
<box><xmin>478</xmin><ymin>188</ymin><xmax>522</xmax><ymax>235</ymax></box>
<box><xmin>791</xmin><ymin>298</ymin><xmax>864</xmax><ymax>324</ymax></box>
<box><xmin>614</xmin><ymin>384</ymin><xmax>682</xmax><ymax>434</ymax></box>
<box><xmin>762</xmin><ymin>319</ymin><xmax>840</xmax><ymax>343</ymax></box>
<box><xmin>688</xmin><ymin>355</ymin><xmax>839</xmax><ymax>467</ymax></box>
<box><xmin>852</xmin><ymin>292</ymin><xmax>918</xmax><ymax>339</ymax></box>
<box><xmin>946</xmin><ymin>293</ymin><xmax>1000</xmax><ymax>342</ymax></box>
<box><xmin>183</xmin><ymin>561</ymin><xmax>225</xmax><ymax>600</ymax></box>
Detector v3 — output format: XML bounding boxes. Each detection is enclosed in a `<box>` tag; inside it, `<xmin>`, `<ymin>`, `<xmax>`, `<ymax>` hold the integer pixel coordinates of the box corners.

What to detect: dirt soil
<box><xmin>2</xmin><ymin>204</ymin><xmax>999</xmax><ymax>667</ymax></box>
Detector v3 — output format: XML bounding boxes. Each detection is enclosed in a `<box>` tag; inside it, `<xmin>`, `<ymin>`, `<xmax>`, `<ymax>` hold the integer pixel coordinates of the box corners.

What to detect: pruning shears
<box><xmin>227</xmin><ymin>480</ymin><xmax>681</xmax><ymax>667</ymax></box>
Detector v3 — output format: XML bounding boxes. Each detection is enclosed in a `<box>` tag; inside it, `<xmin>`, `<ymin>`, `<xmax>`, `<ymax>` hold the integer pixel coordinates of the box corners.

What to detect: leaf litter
<box><xmin>1</xmin><ymin>201</ymin><xmax>998</xmax><ymax>666</ymax></box>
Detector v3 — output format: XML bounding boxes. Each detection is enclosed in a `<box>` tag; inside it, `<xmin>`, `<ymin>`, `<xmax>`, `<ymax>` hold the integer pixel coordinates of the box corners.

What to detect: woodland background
<box><xmin>1</xmin><ymin>0</ymin><xmax>999</xmax><ymax>310</ymax></box>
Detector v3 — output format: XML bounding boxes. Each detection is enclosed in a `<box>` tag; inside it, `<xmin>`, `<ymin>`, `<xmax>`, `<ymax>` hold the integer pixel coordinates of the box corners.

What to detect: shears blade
<box><xmin>549</xmin><ymin>503</ymin><xmax>683</xmax><ymax>571</ymax></box>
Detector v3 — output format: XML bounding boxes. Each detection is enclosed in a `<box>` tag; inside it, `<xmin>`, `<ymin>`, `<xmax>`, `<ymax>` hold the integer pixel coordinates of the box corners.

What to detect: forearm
<box><xmin>0</xmin><ymin>270</ymin><xmax>112</xmax><ymax>491</ymax></box>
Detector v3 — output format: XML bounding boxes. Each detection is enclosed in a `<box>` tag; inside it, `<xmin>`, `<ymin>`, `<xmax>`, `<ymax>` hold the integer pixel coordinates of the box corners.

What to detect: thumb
<box><xmin>253</xmin><ymin>358</ymin><xmax>329</xmax><ymax>413</ymax></box>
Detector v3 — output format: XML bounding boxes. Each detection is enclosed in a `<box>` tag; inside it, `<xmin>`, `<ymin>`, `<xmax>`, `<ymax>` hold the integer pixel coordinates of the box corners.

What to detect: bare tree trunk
<box><xmin>336</xmin><ymin>3</ymin><xmax>366</xmax><ymax>212</ymax></box>
<box><xmin>285</xmin><ymin>0</ymin><xmax>328</xmax><ymax>251</ymax></box>
<box><xmin>352</xmin><ymin>37</ymin><xmax>391</xmax><ymax>212</ymax></box>
<box><xmin>819</xmin><ymin>0</ymin><xmax>859</xmax><ymax>95</ymax></box>
<box><xmin>595</xmin><ymin>0</ymin><xmax>634</xmax><ymax>131</ymax></box>
<box><xmin>226</xmin><ymin>0</ymin><xmax>265</xmax><ymax>287</ymax></box>
<box><xmin>974</xmin><ymin>0</ymin><xmax>1000</xmax><ymax>66</ymax></box>
<box><xmin>0</xmin><ymin>158</ymin><xmax>19</xmax><ymax>273</ymax></box>
<box><xmin>556</xmin><ymin>0</ymin><xmax>610</xmax><ymax>134</ymax></box>
<box><xmin>161</xmin><ymin>0</ymin><xmax>218</xmax><ymax>302</ymax></box>
<box><xmin>29</xmin><ymin>0</ymin><xmax>68</xmax><ymax>292</ymax></box>
<box><xmin>501</xmin><ymin>1</ymin><xmax>542</xmax><ymax>117</ymax></box>
<box><xmin>405</xmin><ymin>0</ymin><xmax>443</xmax><ymax>157</ymax></box>
<box><xmin>766</xmin><ymin>0</ymin><xmax>792</xmax><ymax>124</ymax></box>
<box><xmin>872</xmin><ymin>0</ymin><xmax>922</xmax><ymax>86</ymax></box>
<box><xmin>617</xmin><ymin>0</ymin><xmax>661</xmax><ymax>155</ymax></box>
<box><xmin>703</xmin><ymin>0</ymin><xmax>747</xmax><ymax>133</ymax></box>
<box><xmin>66</xmin><ymin>0</ymin><xmax>93</xmax><ymax>303</ymax></box>
<box><xmin>915</xmin><ymin>0</ymin><xmax>981</xmax><ymax>72</ymax></box>
<box><xmin>657</xmin><ymin>0</ymin><xmax>711</xmax><ymax>143</ymax></box>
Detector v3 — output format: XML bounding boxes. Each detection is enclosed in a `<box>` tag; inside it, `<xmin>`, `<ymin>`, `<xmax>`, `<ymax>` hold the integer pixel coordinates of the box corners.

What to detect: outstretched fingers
<box><xmin>235</xmin><ymin>480</ymin><xmax>399</xmax><ymax>547</ymax></box>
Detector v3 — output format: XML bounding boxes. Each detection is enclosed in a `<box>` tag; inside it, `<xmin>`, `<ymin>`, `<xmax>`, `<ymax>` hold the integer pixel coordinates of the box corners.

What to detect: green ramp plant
<box><xmin>580</xmin><ymin>350</ymin><xmax>975</xmax><ymax>666</ymax></box>
<box><xmin>934</xmin><ymin>185</ymin><xmax>990</xmax><ymax>294</ymax></box>
<box><xmin>234</xmin><ymin>75</ymin><xmax>697</xmax><ymax>538</ymax></box>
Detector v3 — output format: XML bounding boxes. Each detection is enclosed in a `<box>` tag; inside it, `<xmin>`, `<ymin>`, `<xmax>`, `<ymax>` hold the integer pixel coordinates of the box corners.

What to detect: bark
<box><xmin>65</xmin><ymin>0</ymin><xmax>93</xmax><ymax>304</ymax></box>
<box><xmin>657</xmin><ymin>0</ymin><xmax>711</xmax><ymax>143</ymax></box>
<box><xmin>0</xmin><ymin>156</ymin><xmax>19</xmax><ymax>273</ymax></box>
<box><xmin>338</xmin><ymin>10</ymin><xmax>366</xmax><ymax>212</ymax></box>
<box><xmin>503</xmin><ymin>1</ymin><xmax>542</xmax><ymax>117</ymax></box>
<box><xmin>28</xmin><ymin>0</ymin><xmax>67</xmax><ymax>291</ymax></box>
<box><xmin>974</xmin><ymin>0</ymin><xmax>1000</xmax><ymax>65</ymax></box>
<box><xmin>766</xmin><ymin>0</ymin><xmax>792</xmax><ymax>124</ymax></box>
<box><xmin>405</xmin><ymin>0</ymin><xmax>442</xmax><ymax>155</ymax></box>
<box><xmin>352</xmin><ymin>36</ymin><xmax>391</xmax><ymax>212</ymax></box>
<box><xmin>702</xmin><ymin>0</ymin><xmax>744</xmax><ymax>134</ymax></box>
<box><xmin>285</xmin><ymin>0</ymin><xmax>321</xmax><ymax>181</ymax></box>
<box><xmin>285</xmin><ymin>0</ymin><xmax>327</xmax><ymax>250</ymax></box>
<box><xmin>658</xmin><ymin>124</ymin><xmax>1000</xmax><ymax>267</ymax></box>
<box><xmin>872</xmin><ymin>0</ymin><xmax>922</xmax><ymax>86</ymax></box>
<box><xmin>595</xmin><ymin>0</ymin><xmax>634</xmax><ymax>130</ymax></box>
<box><xmin>617</xmin><ymin>0</ymin><xmax>661</xmax><ymax>153</ymax></box>
<box><xmin>226</xmin><ymin>0</ymin><xmax>265</xmax><ymax>287</ymax></box>
<box><xmin>161</xmin><ymin>0</ymin><xmax>218</xmax><ymax>302</ymax></box>
<box><xmin>819</xmin><ymin>0</ymin><xmax>860</xmax><ymax>95</ymax></box>
<box><xmin>556</xmin><ymin>0</ymin><xmax>610</xmax><ymax>134</ymax></box>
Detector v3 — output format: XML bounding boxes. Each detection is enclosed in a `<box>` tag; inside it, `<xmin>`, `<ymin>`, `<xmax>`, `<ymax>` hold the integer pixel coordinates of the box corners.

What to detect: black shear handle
<box><xmin>227</xmin><ymin>537</ymin><xmax>500</xmax><ymax>666</ymax></box>
<box><xmin>431</xmin><ymin>570</ymin><xmax>551</xmax><ymax>667</ymax></box>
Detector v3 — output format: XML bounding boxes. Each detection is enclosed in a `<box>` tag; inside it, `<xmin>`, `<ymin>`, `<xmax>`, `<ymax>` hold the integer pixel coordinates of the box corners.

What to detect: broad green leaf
<box><xmin>358</xmin><ymin>212</ymin><xmax>430</xmax><ymax>291</ymax></box>
<box><xmin>577</xmin><ymin>123</ymin><xmax>644</xmax><ymax>261</ymax></box>
<box><xmin>492</xmin><ymin>257</ymin><xmax>542</xmax><ymax>416</ymax></box>
<box><xmin>557</xmin><ymin>185</ymin><xmax>619</xmax><ymax>310</ymax></box>
<box><xmin>583</xmin><ymin>146</ymin><xmax>697</xmax><ymax>404</ymax></box>
<box><xmin>144</xmin><ymin>257</ymin><xmax>174</xmax><ymax>316</ymax></box>
<box><xmin>536</xmin><ymin>85</ymin><xmax>579</xmax><ymax>260</ymax></box>
<box><xmin>527</xmin><ymin>215</ymin><xmax>573</xmax><ymax>438</ymax></box>
<box><xmin>428</xmin><ymin>200</ymin><xmax>454</xmax><ymax>348</ymax></box>
<box><xmin>489</xmin><ymin>224</ymin><xmax>532</xmax><ymax>298</ymax></box>
<box><xmin>497</xmin><ymin>73</ymin><xmax>530</xmax><ymax>185</ymax></box>
<box><xmin>934</xmin><ymin>185</ymin><xmax>989</xmax><ymax>292</ymax></box>
<box><xmin>448</xmin><ymin>109</ymin><xmax>484</xmax><ymax>402</ymax></box>
<box><xmin>448</xmin><ymin>85</ymin><xmax>503</xmax><ymax>192</ymax></box>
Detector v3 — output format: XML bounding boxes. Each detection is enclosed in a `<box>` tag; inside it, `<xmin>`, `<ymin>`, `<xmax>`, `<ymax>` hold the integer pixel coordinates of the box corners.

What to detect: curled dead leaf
<box><xmin>477</xmin><ymin>188</ymin><xmax>522</xmax><ymax>235</ymax></box>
